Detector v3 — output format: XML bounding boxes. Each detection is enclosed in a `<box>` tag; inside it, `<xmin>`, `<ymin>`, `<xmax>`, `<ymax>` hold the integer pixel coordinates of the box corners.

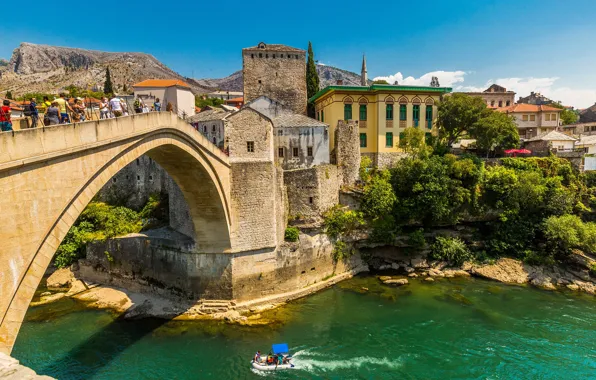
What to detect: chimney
<box><xmin>336</xmin><ymin>79</ymin><xmax>343</xmax><ymax>85</ymax></box>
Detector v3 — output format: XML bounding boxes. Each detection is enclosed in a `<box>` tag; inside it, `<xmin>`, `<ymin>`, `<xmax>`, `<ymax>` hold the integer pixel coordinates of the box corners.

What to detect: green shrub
<box><xmin>332</xmin><ymin>240</ymin><xmax>355</xmax><ymax>261</ymax></box>
<box><xmin>284</xmin><ymin>227</ymin><xmax>300</xmax><ymax>242</ymax></box>
<box><xmin>589</xmin><ymin>262</ymin><xmax>596</xmax><ymax>276</ymax></box>
<box><xmin>429</xmin><ymin>236</ymin><xmax>472</xmax><ymax>266</ymax></box>
<box><xmin>323</xmin><ymin>206</ymin><xmax>365</xmax><ymax>239</ymax></box>
<box><xmin>359</xmin><ymin>156</ymin><xmax>373</xmax><ymax>184</ymax></box>
<box><xmin>360</xmin><ymin>170</ymin><xmax>396</xmax><ymax>219</ymax></box>
<box><xmin>408</xmin><ymin>229</ymin><xmax>426</xmax><ymax>250</ymax></box>
<box><xmin>369</xmin><ymin>216</ymin><xmax>398</xmax><ymax>244</ymax></box>
<box><xmin>542</xmin><ymin>214</ymin><xmax>596</xmax><ymax>259</ymax></box>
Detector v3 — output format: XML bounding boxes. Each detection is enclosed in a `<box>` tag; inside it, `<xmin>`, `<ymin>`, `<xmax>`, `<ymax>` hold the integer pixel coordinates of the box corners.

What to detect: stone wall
<box><xmin>230</xmin><ymin>232</ymin><xmax>366</xmax><ymax>301</ymax></box>
<box><xmin>284</xmin><ymin>165</ymin><xmax>339</xmax><ymax>221</ymax></box>
<box><xmin>79</xmin><ymin>230</ymin><xmax>366</xmax><ymax>302</ymax></box>
<box><xmin>377</xmin><ymin>152</ymin><xmax>407</xmax><ymax>169</ymax></box>
<box><xmin>242</xmin><ymin>47</ymin><xmax>307</xmax><ymax>115</ymax></box>
<box><xmin>275</xmin><ymin>126</ymin><xmax>330</xmax><ymax>170</ymax></box>
<box><xmin>335</xmin><ymin>120</ymin><xmax>361</xmax><ymax>185</ymax></box>
<box><xmin>80</xmin><ymin>229</ymin><xmax>233</xmax><ymax>299</ymax></box>
<box><xmin>227</xmin><ymin>108</ymin><xmax>274</xmax><ymax>162</ymax></box>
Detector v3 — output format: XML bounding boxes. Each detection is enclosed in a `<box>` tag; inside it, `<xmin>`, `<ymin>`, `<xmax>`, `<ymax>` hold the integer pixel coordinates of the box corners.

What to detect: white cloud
<box><xmin>374</xmin><ymin>71</ymin><xmax>596</xmax><ymax>109</ymax></box>
<box><xmin>373</xmin><ymin>70</ymin><xmax>467</xmax><ymax>87</ymax></box>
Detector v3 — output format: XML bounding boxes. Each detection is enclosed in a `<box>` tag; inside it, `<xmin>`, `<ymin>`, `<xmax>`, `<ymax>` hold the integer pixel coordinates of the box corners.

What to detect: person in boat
<box><xmin>253</xmin><ymin>351</ymin><xmax>261</xmax><ymax>363</ymax></box>
<box><xmin>266</xmin><ymin>353</ymin><xmax>274</xmax><ymax>365</ymax></box>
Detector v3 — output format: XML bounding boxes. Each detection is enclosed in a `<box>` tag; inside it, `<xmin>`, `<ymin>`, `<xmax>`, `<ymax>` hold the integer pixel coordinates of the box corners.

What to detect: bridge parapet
<box><xmin>0</xmin><ymin>112</ymin><xmax>229</xmax><ymax>171</ymax></box>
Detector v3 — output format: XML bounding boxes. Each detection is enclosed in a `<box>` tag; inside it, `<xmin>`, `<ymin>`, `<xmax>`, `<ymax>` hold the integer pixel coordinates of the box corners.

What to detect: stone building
<box><xmin>245</xmin><ymin>96</ymin><xmax>329</xmax><ymax>170</ymax></box>
<box><xmin>579</xmin><ymin>103</ymin><xmax>596</xmax><ymax>123</ymax></box>
<box><xmin>518</xmin><ymin>91</ymin><xmax>555</xmax><ymax>106</ymax></box>
<box><xmin>462</xmin><ymin>84</ymin><xmax>515</xmax><ymax>108</ymax></box>
<box><xmin>242</xmin><ymin>42</ymin><xmax>307</xmax><ymax>115</ymax></box>
<box><xmin>132</xmin><ymin>79</ymin><xmax>195</xmax><ymax>117</ymax></box>
<box><xmin>497</xmin><ymin>103</ymin><xmax>562</xmax><ymax>139</ymax></box>
<box><xmin>310</xmin><ymin>79</ymin><xmax>451</xmax><ymax>168</ymax></box>
<box><xmin>186</xmin><ymin>108</ymin><xmax>233</xmax><ymax>149</ymax></box>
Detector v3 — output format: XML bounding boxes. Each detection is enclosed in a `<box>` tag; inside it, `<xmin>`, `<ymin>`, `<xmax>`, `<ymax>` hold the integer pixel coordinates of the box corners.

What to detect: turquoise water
<box><xmin>13</xmin><ymin>276</ymin><xmax>596</xmax><ymax>379</ymax></box>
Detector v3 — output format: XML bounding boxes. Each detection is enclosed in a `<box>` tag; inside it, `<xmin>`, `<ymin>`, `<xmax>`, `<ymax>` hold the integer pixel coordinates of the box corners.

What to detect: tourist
<box><xmin>55</xmin><ymin>93</ymin><xmax>73</xmax><ymax>124</ymax></box>
<box><xmin>46</xmin><ymin>102</ymin><xmax>61</xmax><ymax>125</ymax></box>
<box><xmin>154</xmin><ymin>98</ymin><xmax>161</xmax><ymax>111</ymax></box>
<box><xmin>77</xmin><ymin>97</ymin><xmax>87</xmax><ymax>121</ymax></box>
<box><xmin>109</xmin><ymin>95</ymin><xmax>123</xmax><ymax>117</ymax></box>
<box><xmin>253</xmin><ymin>351</ymin><xmax>261</xmax><ymax>363</ymax></box>
<box><xmin>133</xmin><ymin>97</ymin><xmax>143</xmax><ymax>114</ymax></box>
<box><xmin>0</xmin><ymin>99</ymin><xmax>13</xmax><ymax>131</ymax></box>
<box><xmin>29</xmin><ymin>98</ymin><xmax>39</xmax><ymax>128</ymax></box>
<box><xmin>42</xmin><ymin>96</ymin><xmax>52</xmax><ymax>126</ymax></box>
<box><xmin>99</xmin><ymin>97</ymin><xmax>110</xmax><ymax>119</ymax></box>
<box><xmin>142</xmin><ymin>103</ymin><xmax>150</xmax><ymax>113</ymax></box>
<box><xmin>121</xmin><ymin>99</ymin><xmax>129</xmax><ymax>116</ymax></box>
<box><xmin>72</xmin><ymin>99</ymin><xmax>86</xmax><ymax>122</ymax></box>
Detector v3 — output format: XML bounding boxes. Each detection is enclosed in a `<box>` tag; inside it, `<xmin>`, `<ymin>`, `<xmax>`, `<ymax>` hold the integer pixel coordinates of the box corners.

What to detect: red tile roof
<box><xmin>497</xmin><ymin>104</ymin><xmax>562</xmax><ymax>113</ymax></box>
<box><xmin>133</xmin><ymin>79</ymin><xmax>190</xmax><ymax>88</ymax></box>
<box><xmin>225</xmin><ymin>97</ymin><xmax>244</xmax><ymax>103</ymax></box>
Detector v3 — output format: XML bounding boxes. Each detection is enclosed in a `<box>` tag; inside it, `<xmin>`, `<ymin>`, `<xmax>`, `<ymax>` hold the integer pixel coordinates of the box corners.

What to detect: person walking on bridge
<box><xmin>109</xmin><ymin>95</ymin><xmax>123</xmax><ymax>117</ymax></box>
<box><xmin>55</xmin><ymin>93</ymin><xmax>73</xmax><ymax>124</ymax></box>
<box><xmin>28</xmin><ymin>98</ymin><xmax>39</xmax><ymax>128</ymax></box>
<box><xmin>0</xmin><ymin>99</ymin><xmax>13</xmax><ymax>131</ymax></box>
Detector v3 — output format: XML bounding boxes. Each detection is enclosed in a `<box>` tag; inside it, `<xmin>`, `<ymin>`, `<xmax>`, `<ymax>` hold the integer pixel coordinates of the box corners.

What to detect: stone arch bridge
<box><xmin>0</xmin><ymin>112</ymin><xmax>242</xmax><ymax>354</ymax></box>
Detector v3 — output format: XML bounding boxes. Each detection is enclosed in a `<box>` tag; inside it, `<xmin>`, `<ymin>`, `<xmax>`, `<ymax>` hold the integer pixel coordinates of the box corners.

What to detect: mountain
<box><xmin>192</xmin><ymin>64</ymin><xmax>370</xmax><ymax>92</ymax></box>
<box><xmin>1</xmin><ymin>42</ymin><xmax>211</xmax><ymax>96</ymax></box>
<box><xmin>1</xmin><ymin>42</ymin><xmax>369</xmax><ymax>97</ymax></box>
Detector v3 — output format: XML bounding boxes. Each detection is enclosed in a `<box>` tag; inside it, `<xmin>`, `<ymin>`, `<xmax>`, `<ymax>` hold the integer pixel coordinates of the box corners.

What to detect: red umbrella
<box><xmin>504</xmin><ymin>148</ymin><xmax>532</xmax><ymax>156</ymax></box>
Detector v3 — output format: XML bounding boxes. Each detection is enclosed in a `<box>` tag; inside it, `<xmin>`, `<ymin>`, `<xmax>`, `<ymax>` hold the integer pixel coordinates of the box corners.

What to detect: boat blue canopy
<box><xmin>272</xmin><ymin>343</ymin><xmax>289</xmax><ymax>354</ymax></box>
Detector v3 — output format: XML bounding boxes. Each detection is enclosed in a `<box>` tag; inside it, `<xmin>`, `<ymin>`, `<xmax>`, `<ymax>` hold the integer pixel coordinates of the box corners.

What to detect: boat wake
<box><xmin>291</xmin><ymin>349</ymin><xmax>403</xmax><ymax>372</ymax></box>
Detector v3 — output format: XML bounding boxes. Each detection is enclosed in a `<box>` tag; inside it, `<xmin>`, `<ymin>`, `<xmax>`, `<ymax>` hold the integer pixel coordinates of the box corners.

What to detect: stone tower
<box><xmin>242</xmin><ymin>42</ymin><xmax>307</xmax><ymax>115</ymax></box>
<box><xmin>361</xmin><ymin>54</ymin><xmax>368</xmax><ymax>86</ymax></box>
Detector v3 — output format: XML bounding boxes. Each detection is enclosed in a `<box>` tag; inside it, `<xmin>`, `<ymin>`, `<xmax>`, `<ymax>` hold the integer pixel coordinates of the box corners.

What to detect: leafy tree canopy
<box><xmin>437</xmin><ymin>93</ymin><xmax>487</xmax><ymax>146</ymax></box>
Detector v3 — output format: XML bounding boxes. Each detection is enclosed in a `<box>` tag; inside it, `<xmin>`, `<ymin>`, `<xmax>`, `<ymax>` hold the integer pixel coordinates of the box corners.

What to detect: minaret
<box><xmin>361</xmin><ymin>54</ymin><xmax>368</xmax><ymax>86</ymax></box>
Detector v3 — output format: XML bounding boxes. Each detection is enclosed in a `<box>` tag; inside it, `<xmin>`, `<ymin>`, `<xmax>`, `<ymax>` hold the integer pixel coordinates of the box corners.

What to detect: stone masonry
<box><xmin>335</xmin><ymin>120</ymin><xmax>361</xmax><ymax>185</ymax></box>
<box><xmin>242</xmin><ymin>42</ymin><xmax>307</xmax><ymax>115</ymax></box>
<box><xmin>284</xmin><ymin>164</ymin><xmax>339</xmax><ymax>221</ymax></box>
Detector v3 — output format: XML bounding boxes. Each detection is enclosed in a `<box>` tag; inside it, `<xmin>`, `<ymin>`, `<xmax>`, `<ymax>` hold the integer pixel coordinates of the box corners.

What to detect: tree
<box><xmin>5</xmin><ymin>91</ymin><xmax>12</xmax><ymax>100</ymax></box>
<box><xmin>399</xmin><ymin>126</ymin><xmax>429</xmax><ymax>157</ymax></box>
<box><xmin>195</xmin><ymin>95</ymin><xmax>224</xmax><ymax>108</ymax></box>
<box><xmin>372</xmin><ymin>79</ymin><xmax>389</xmax><ymax>84</ymax></box>
<box><xmin>437</xmin><ymin>93</ymin><xmax>487</xmax><ymax>147</ymax></box>
<box><xmin>103</xmin><ymin>67</ymin><xmax>114</xmax><ymax>95</ymax></box>
<box><xmin>65</xmin><ymin>84</ymin><xmax>82</xmax><ymax>98</ymax></box>
<box><xmin>549</xmin><ymin>102</ymin><xmax>578</xmax><ymax>125</ymax></box>
<box><xmin>306</xmin><ymin>41</ymin><xmax>320</xmax><ymax>118</ymax></box>
<box><xmin>472</xmin><ymin>110</ymin><xmax>519</xmax><ymax>157</ymax></box>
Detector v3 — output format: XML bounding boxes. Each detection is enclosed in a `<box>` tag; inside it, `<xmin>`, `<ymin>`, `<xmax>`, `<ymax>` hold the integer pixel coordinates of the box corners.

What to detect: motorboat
<box><xmin>251</xmin><ymin>343</ymin><xmax>295</xmax><ymax>371</ymax></box>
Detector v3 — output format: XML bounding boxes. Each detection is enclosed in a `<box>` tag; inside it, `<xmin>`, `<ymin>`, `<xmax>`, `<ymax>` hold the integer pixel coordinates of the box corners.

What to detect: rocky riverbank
<box><xmin>366</xmin><ymin>248</ymin><xmax>596</xmax><ymax>295</ymax></box>
<box><xmin>0</xmin><ymin>352</ymin><xmax>53</xmax><ymax>380</ymax></box>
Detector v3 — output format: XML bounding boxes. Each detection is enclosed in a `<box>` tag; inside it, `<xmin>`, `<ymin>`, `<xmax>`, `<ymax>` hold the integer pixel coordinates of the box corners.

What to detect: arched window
<box><xmin>344</xmin><ymin>104</ymin><xmax>352</xmax><ymax>120</ymax></box>
<box><xmin>359</xmin><ymin>104</ymin><xmax>367</xmax><ymax>121</ymax></box>
<box><xmin>386</xmin><ymin>104</ymin><xmax>394</xmax><ymax>120</ymax></box>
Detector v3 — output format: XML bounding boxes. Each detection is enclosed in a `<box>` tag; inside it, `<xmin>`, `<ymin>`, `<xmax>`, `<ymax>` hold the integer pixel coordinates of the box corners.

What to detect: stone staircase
<box><xmin>197</xmin><ymin>300</ymin><xmax>235</xmax><ymax>314</ymax></box>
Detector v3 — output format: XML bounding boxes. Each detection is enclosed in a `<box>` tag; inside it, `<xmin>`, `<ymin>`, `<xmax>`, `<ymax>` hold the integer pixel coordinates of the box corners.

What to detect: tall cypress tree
<box><xmin>103</xmin><ymin>67</ymin><xmax>114</xmax><ymax>95</ymax></box>
<box><xmin>306</xmin><ymin>41</ymin><xmax>320</xmax><ymax>118</ymax></box>
<box><xmin>5</xmin><ymin>91</ymin><xmax>12</xmax><ymax>100</ymax></box>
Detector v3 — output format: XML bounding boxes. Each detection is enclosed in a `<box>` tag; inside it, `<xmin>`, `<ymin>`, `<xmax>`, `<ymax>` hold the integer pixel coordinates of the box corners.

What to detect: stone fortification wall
<box><xmin>227</xmin><ymin>108</ymin><xmax>274</xmax><ymax>162</ymax></box>
<box><xmin>80</xmin><ymin>230</ymin><xmax>233</xmax><ymax>299</ymax></box>
<box><xmin>377</xmin><ymin>152</ymin><xmax>407</xmax><ymax>169</ymax></box>
<box><xmin>335</xmin><ymin>120</ymin><xmax>361</xmax><ymax>185</ymax></box>
<box><xmin>284</xmin><ymin>165</ymin><xmax>339</xmax><ymax>221</ymax></box>
<box><xmin>79</xmin><ymin>230</ymin><xmax>367</xmax><ymax>302</ymax></box>
<box><xmin>242</xmin><ymin>47</ymin><xmax>307</xmax><ymax>115</ymax></box>
<box><xmin>230</xmin><ymin>232</ymin><xmax>366</xmax><ymax>301</ymax></box>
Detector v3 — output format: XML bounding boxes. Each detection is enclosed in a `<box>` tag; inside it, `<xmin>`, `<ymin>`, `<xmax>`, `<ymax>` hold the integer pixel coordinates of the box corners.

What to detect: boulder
<box><xmin>567</xmin><ymin>249</ymin><xmax>596</xmax><ymax>269</ymax></box>
<box><xmin>428</xmin><ymin>268</ymin><xmax>445</xmax><ymax>277</ymax></box>
<box><xmin>46</xmin><ymin>268</ymin><xmax>75</xmax><ymax>290</ymax></box>
<box><xmin>404</xmin><ymin>266</ymin><xmax>415</xmax><ymax>274</ymax></box>
<box><xmin>391</xmin><ymin>263</ymin><xmax>400</xmax><ymax>270</ymax></box>
<box><xmin>408</xmin><ymin>273</ymin><xmax>418</xmax><ymax>278</ymax></box>
<box><xmin>471</xmin><ymin>258</ymin><xmax>529</xmax><ymax>284</ymax></box>
<box><xmin>530</xmin><ymin>275</ymin><xmax>556</xmax><ymax>291</ymax></box>
<box><xmin>378</xmin><ymin>276</ymin><xmax>392</xmax><ymax>281</ymax></box>
<box><xmin>424</xmin><ymin>277</ymin><xmax>435</xmax><ymax>282</ymax></box>
<box><xmin>566</xmin><ymin>284</ymin><xmax>580</xmax><ymax>291</ymax></box>
<box><xmin>66</xmin><ymin>279</ymin><xmax>88</xmax><ymax>296</ymax></box>
<box><xmin>443</xmin><ymin>269</ymin><xmax>471</xmax><ymax>278</ymax></box>
<box><xmin>411</xmin><ymin>258</ymin><xmax>429</xmax><ymax>269</ymax></box>
<box><xmin>383</xmin><ymin>278</ymin><xmax>409</xmax><ymax>286</ymax></box>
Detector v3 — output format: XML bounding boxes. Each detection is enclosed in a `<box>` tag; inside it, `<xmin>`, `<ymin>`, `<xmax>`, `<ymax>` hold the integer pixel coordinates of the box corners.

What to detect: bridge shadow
<box><xmin>37</xmin><ymin>309</ymin><xmax>176</xmax><ymax>379</ymax></box>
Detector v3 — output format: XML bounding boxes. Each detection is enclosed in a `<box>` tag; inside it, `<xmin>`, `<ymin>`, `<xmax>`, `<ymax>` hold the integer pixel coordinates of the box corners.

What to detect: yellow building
<box><xmin>309</xmin><ymin>83</ymin><xmax>451</xmax><ymax>167</ymax></box>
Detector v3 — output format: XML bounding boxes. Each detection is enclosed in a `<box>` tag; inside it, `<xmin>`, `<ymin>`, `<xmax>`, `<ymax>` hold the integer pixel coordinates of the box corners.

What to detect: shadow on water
<box><xmin>37</xmin><ymin>312</ymin><xmax>170</xmax><ymax>379</ymax></box>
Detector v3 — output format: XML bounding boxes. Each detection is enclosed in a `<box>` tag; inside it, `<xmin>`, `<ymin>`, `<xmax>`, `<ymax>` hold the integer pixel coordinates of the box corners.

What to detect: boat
<box><xmin>251</xmin><ymin>343</ymin><xmax>295</xmax><ymax>371</ymax></box>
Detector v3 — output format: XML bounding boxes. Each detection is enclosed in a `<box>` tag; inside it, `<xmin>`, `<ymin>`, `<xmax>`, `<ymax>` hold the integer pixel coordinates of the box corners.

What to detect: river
<box><xmin>12</xmin><ymin>276</ymin><xmax>596</xmax><ymax>379</ymax></box>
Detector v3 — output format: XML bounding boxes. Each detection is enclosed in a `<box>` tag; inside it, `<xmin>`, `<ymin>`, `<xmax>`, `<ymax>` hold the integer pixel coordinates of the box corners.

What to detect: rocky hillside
<box><xmin>192</xmin><ymin>64</ymin><xmax>370</xmax><ymax>92</ymax></box>
<box><xmin>1</xmin><ymin>42</ymin><xmax>211</xmax><ymax>96</ymax></box>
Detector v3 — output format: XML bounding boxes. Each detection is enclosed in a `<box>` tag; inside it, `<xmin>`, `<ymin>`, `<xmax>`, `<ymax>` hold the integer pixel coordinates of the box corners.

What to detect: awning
<box><xmin>272</xmin><ymin>343</ymin><xmax>289</xmax><ymax>355</ymax></box>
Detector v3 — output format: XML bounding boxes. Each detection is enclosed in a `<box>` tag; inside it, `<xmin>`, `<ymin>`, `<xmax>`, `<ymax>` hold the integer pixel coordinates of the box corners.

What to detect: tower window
<box><xmin>247</xmin><ymin>141</ymin><xmax>255</xmax><ymax>152</ymax></box>
<box><xmin>251</xmin><ymin>54</ymin><xmax>254</xmax><ymax>58</ymax></box>
<box><xmin>266</xmin><ymin>54</ymin><xmax>268</xmax><ymax>58</ymax></box>
<box><xmin>309</xmin><ymin>197</ymin><xmax>314</xmax><ymax>204</ymax></box>
<box><xmin>280</xmin><ymin>54</ymin><xmax>284</xmax><ymax>58</ymax></box>
<box><xmin>278</xmin><ymin>129</ymin><xmax>283</xmax><ymax>136</ymax></box>
<box><xmin>112</xmin><ymin>178</ymin><xmax>117</xmax><ymax>183</ymax></box>
<box><xmin>259</xmin><ymin>53</ymin><xmax>262</xmax><ymax>58</ymax></box>
<box><xmin>293</xmin><ymin>147</ymin><xmax>299</xmax><ymax>157</ymax></box>
<box><xmin>136</xmin><ymin>158</ymin><xmax>140</xmax><ymax>165</ymax></box>
<box><xmin>273</xmin><ymin>54</ymin><xmax>276</xmax><ymax>58</ymax></box>
<box><xmin>307</xmin><ymin>146</ymin><xmax>313</xmax><ymax>157</ymax></box>
<box><xmin>149</xmin><ymin>175</ymin><xmax>153</xmax><ymax>181</ymax></box>
<box><xmin>278</xmin><ymin>147</ymin><xmax>284</xmax><ymax>157</ymax></box>
<box><xmin>137</xmin><ymin>175</ymin><xmax>141</xmax><ymax>180</ymax></box>
<box><xmin>258</xmin><ymin>80</ymin><xmax>262</xmax><ymax>84</ymax></box>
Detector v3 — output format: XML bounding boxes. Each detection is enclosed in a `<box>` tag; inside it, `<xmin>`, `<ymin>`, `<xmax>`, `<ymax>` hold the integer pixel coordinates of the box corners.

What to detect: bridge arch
<box><xmin>0</xmin><ymin>112</ymin><xmax>231</xmax><ymax>354</ymax></box>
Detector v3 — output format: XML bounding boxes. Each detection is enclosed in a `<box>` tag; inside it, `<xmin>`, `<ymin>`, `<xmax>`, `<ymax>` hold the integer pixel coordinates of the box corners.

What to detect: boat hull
<box><xmin>251</xmin><ymin>362</ymin><xmax>294</xmax><ymax>371</ymax></box>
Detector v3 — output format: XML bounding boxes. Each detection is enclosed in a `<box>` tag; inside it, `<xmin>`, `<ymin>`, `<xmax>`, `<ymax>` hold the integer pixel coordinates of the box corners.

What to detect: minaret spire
<box><xmin>361</xmin><ymin>54</ymin><xmax>368</xmax><ymax>86</ymax></box>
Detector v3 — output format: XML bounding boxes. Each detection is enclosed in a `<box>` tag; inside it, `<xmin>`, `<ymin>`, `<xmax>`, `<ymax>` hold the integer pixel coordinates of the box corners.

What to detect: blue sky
<box><xmin>2</xmin><ymin>0</ymin><xmax>596</xmax><ymax>107</ymax></box>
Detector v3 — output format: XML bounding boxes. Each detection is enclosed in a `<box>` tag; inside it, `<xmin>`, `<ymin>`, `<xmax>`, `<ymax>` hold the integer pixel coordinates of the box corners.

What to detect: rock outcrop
<box><xmin>0</xmin><ymin>352</ymin><xmax>54</xmax><ymax>379</ymax></box>
<box><xmin>471</xmin><ymin>258</ymin><xmax>530</xmax><ymax>284</ymax></box>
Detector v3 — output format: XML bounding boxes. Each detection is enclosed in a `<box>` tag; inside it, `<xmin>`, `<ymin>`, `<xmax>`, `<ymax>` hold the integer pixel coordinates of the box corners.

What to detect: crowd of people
<box><xmin>13</xmin><ymin>94</ymin><xmax>164</xmax><ymax>129</ymax></box>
